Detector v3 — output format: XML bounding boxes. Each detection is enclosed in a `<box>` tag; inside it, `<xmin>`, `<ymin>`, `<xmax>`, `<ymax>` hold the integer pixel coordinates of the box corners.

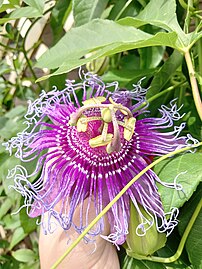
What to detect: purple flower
<box><xmin>4</xmin><ymin>71</ymin><xmax>192</xmax><ymax>247</ymax></box>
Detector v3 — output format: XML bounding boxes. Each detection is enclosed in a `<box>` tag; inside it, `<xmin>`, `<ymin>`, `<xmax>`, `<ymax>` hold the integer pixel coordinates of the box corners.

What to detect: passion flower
<box><xmin>4</xmin><ymin>71</ymin><xmax>190</xmax><ymax>247</ymax></box>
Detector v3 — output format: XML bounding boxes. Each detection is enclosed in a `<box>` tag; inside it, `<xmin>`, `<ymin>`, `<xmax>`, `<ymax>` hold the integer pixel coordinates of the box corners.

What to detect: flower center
<box><xmin>68</xmin><ymin>96</ymin><xmax>136</xmax><ymax>154</ymax></box>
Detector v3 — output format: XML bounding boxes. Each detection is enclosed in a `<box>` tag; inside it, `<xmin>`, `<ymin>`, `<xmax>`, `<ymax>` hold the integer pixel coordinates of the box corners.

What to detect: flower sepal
<box><xmin>125</xmin><ymin>202</ymin><xmax>167</xmax><ymax>258</ymax></box>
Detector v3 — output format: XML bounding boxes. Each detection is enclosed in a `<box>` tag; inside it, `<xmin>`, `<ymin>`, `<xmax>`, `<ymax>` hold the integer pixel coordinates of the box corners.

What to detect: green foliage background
<box><xmin>0</xmin><ymin>0</ymin><xmax>202</xmax><ymax>268</ymax></box>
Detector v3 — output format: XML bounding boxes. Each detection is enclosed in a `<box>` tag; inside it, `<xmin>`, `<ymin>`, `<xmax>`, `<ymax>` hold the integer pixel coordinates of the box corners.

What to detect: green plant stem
<box><xmin>130</xmin><ymin>198</ymin><xmax>202</xmax><ymax>263</ymax></box>
<box><xmin>115</xmin><ymin>0</ymin><xmax>133</xmax><ymax>21</ymax></box>
<box><xmin>0</xmin><ymin>42</ymin><xmax>21</xmax><ymax>51</ymax></box>
<box><xmin>184</xmin><ymin>50</ymin><xmax>202</xmax><ymax>121</ymax></box>
<box><xmin>195</xmin><ymin>4</ymin><xmax>202</xmax><ymax>76</ymax></box>
<box><xmin>22</xmin><ymin>49</ymin><xmax>37</xmax><ymax>80</ymax></box>
<box><xmin>21</xmin><ymin>6</ymin><xmax>54</xmax><ymax>93</ymax></box>
<box><xmin>183</xmin><ymin>0</ymin><xmax>194</xmax><ymax>33</ymax></box>
<box><xmin>134</xmin><ymin>81</ymin><xmax>187</xmax><ymax>112</ymax></box>
<box><xmin>147</xmin><ymin>81</ymin><xmax>187</xmax><ymax>103</ymax></box>
<box><xmin>50</xmin><ymin>142</ymin><xmax>202</xmax><ymax>269</ymax></box>
<box><xmin>194</xmin><ymin>13</ymin><xmax>202</xmax><ymax>20</ymax></box>
<box><xmin>179</xmin><ymin>0</ymin><xmax>195</xmax><ymax>11</ymax></box>
<box><xmin>22</xmin><ymin>47</ymin><xmax>43</xmax><ymax>94</ymax></box>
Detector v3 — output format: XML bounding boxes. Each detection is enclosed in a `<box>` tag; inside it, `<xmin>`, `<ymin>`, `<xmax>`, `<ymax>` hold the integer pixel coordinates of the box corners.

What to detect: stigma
<box><xmin>68</xmin><ymin>96</ymin><xmax>136</xmax><ymax>154</ymax></box>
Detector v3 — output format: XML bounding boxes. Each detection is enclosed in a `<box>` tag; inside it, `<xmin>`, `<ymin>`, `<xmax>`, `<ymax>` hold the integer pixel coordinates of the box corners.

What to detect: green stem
<box><xmin>195</xmin><ymin>3</ymin><xmax>202</xmax><ymax>77</ymax></box>
<box><xmin>184</xmin><ymin>50</ymin><xmax>202</xmax><ymax>121</ymax></box>
<box><xmin>21</xmin><ymin>6</ymin><xmax>54</xmax><ymax>93</ymax></box>
<box><xmin>135</xmin><ymin>81</ymin><xmax>187</xmax><ymax>112</ymax></box>
<box><xmin>179</xmin><ymin>0</ymin><xmax>195</xmax><ymax>11</ymax></box>
<box><xmin>0</xmin><ymin>42</ymin><xmax>21</xmax><ymax>51</ymax></box>
<box><xmin>130</xmin><ymin>198</ymin><xmax>202</xmax><ymax>263</ymax></box>
<box><xmin>183</xmin><ymin>0</ymin><xmax>194</xmax><ymax>33</ymax></box>
<box><xmin>115</xmin><ymin>0</ymin><xmax>133</xmax><ymax>21</ymax></box>
<box><xmin>147</xmin><ymin>81</ymin><xmax>187</xmax><ymax>103</ymax></box>
<box><xmin>22</xmin><ymin>45</ymin><xmax>43</xmax><ymax>94</ymax></box>
<box><xmin>194</xmin><ymin>14</ymin><xmax>202</xmax><ymax>20</ymax></box>
<box><xmin>22</xmin><ymin>48</ymin><xmax>41</xmax><ymax>85</ymax></box>
<box><xmin>50</xmin><ymin>142</ymin><xmax>202</xmax><ymax>269</ymax></box>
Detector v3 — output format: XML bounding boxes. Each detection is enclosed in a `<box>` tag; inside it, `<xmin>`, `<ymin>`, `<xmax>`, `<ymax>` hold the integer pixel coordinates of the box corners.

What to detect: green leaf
<box><xmin>107</xmin><ymin>0</ymin><xmax>129</xmax><ymax>20</ymax></box>
<box><xmin>0</xmin><ymin>117</ymin><xmax>25</xmax><ymax>139</ymax></box>
<box><xmin>12</xmin><ymin>249</ymin><xmax>36</xmax><ymax>263</ymax></box>
<box><xmin>156</xmin><ymin>231</ymin><xmax>192</xmax><ymax>268</ymax></box>
<box><xmin>146</xmin><ymin>50</ymin><xmax>183</xmax><ymax>98</ymax></box>
<box><xmin>0</xmin><ymin>6</ymin><xmax>42</xmax><ymax>24</ymax></box>
<box><xmin>9</xmin><ymin>0</ymin><xmax>20</xmax><ymax>4</ymax></box>
<box><xmin>9</xmin><ymin>227</ymin><xmax>27</xmax><ymax>250</ymax></box>
<box><xmin>36</xmin><ymin>19</ymin><xmax>151</xmax><ymax>69</ymax></box>
<box><xmin>10</xmin><ymin>6</ymin><xmax>42</xmax><ymax>17</ymax></box>
<box><xmin>73</xmin><ymin>0</ymin><xmax>109</xmax><ymax>26</ymax></box>
<box><xmin>0</xmin><ymin>197</ymin><xmax>13</xmax><ymax>219</ymax></box>
<box><xmin>0</xmin><ymin>62</ymin><xmax>11</xmax><ymax>76</ymax></box>
<box><xmin>0</xmin><ymin>0</ymin><xmax>3</xmax><ymax>8</ymax></box>
<box><xmin>50</xmin><ymin>0</ymin><xmax>72</xmax><ymax>44</ymax></box>
<box><xmin>20</xmin><ymin>262</ymin><xmax>40</xmax><ymax>269</ymax></box>
<box><xmin>0</xmin><ymin>254</ymin><xmax>20</xmax><ymax>268</ymax></box>
<box><xmin>0</xmin><ymin>4</ymin><xmax>15</xmax><ymax>13</ymax></box>
<box><xmin>0</xmin><ymin>155</ymin><xmax>21</xmax><ymax>199</ymax></box>
<box><xmin>38</xmin><ymin>31</ymin><xmax>177</xmax><ymax>82</ymax></box>
<box><xmin>102</xmin><ymin>68</ymin><xmax>155</xmax><ymax>87</ymax></box>
<box><xmin>108</xmin><ymin>0</ymin><xmax>141</xmax><ymax>20</ymax></box>
<box><xmin>154</xmin><ymin>153</ymin><xmax>202</xmax><ymax>213</ymax></box>
<box><xmin>121</xmin><ymin>255</ymin><xmax>167</xmax><ymax>269</ymax></box>
<box><xmin>178</xmin><ymin>184</ymin><xmax>202</xmax><ymax>269</ymax></box>
<box><xmin>195</xmin><ymin>72</ymin><xmax>202</xmax><ymax>86</ymax></box>
<box><xmin>0</xmin><ymin>106</ymin><xmax>26</xmax><ymax>139</ymax></box>
<box><xmin>189</xmin><ymin>29</ymin><xmax>202</xmax><ymax>48</ymax></box>
<box><xmin>23</xmin><ymin>0</ymin><xmax>44</xmax><ymax>13</ymax></box>
<box><xmin>139</xmin><ymin>46</ymin><xmax>165</xmax><ymax>69</ymax></box>
<box><xmin>3</xmin><ymin>214</ymin><xmax>21</xmax><ymax>230</ymax></box>
<box><xmin>5</xmin><ymin>105</ymin><xmax>26</xmax><ymax>119</ymax></box>
<box><xmin>0</xmin><ymin>239</ymin><xmax>9</xmax><ymax>249</ymax></box>
<box><xmin>186</xmin><ymin>98</ymin><xmax>202</xmax><ymax>141</ymax></box>
<box><xmin>36</xmin><ymin>18</ymin><xmax>178</xmax><ymax>81</ymax></box>
<box><xmin>118</xmin><ymin>0</ymin><xmax>188</xmax><ymax>48</ymax></box>
<box><xmin>20</xmin><ymin>208</ymin><xmax>37</xmax><ymax>234</ymax></box>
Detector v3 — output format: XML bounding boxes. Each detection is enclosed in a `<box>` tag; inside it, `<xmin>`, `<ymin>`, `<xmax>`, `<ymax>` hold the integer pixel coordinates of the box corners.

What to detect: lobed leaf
<box><xmin>154</xmin><ymin>153</ymin><xmax>202</xmax><ymax>213</ymax></box>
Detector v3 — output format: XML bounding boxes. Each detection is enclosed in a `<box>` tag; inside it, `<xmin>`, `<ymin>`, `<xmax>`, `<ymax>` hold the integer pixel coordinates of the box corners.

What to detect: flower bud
<box><xmin>126</xmin><ymin>202</ymin><xmax>167</xmax><ymax>258</ymax></box>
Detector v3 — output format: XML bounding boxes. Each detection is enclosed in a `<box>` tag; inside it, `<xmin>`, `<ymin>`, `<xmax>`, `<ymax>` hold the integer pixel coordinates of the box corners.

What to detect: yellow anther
<box><xmin>124</xmin><ymin>117</ymin><xmax>136</xmax><ymax>141</ymax></box>
<box><xmin>120</xmin><ymin>109</ymin><xmax>128</xmax><ymax>115</ymax></box>
<box><xmin>77</xmin><ymin>116</ymin><xmax>88</xmax><ymax>132</ymax></box>
<box><xmin>82</xmin><ymin>96</ymin><xmax>106</xmax><ymax>106</ymax></box>
<box><xmin>101</xmin><ymin>107</ymin><xmax>112</xmax><ymax>123</ymax></box>
<box><xmin>109</xmin><ymin>97</ymin><xmax>128</xmax><ymax>115</ymax></box>
<box><xmin>109</xmin><ymin>97</ymin><xmax>117</xmax><ymax>105</ymax></box>
<box><xmin>89</xmin><ymin>134</ymin><xmax>113</xmax><ymax>148</ymax></box>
